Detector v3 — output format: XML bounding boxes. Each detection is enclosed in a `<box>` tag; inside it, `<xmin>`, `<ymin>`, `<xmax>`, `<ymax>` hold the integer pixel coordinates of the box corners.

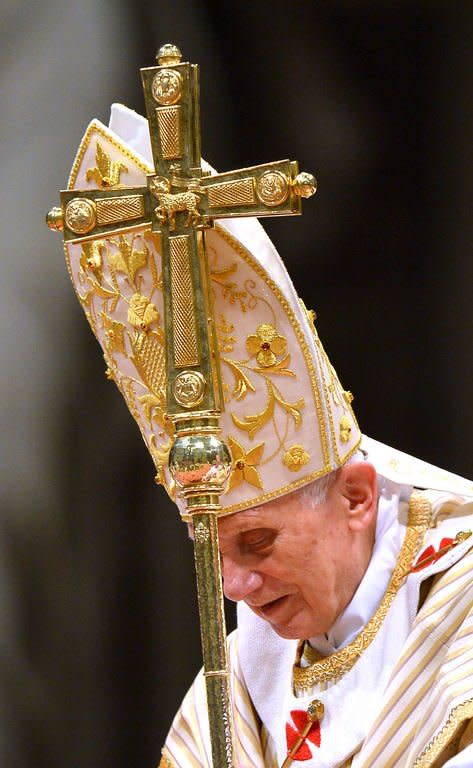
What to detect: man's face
<box><xmin>217</xmin><ymin>465</ymin><xmax>375</xmax><ymax>640</ymax></box>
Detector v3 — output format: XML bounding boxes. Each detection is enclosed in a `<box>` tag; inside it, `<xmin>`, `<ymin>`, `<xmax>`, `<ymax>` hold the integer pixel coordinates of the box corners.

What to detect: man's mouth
<box><xmin>257</xmin><ymin>595</ymin><xmax>289</xmax><ymax>618</ymax></box>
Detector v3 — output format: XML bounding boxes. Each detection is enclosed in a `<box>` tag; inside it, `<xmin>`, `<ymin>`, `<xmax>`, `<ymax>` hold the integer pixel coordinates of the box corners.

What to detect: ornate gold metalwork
<box><xmin>208</xmin><ymin>178</ymin><xmax>256</xmax><ymax>208</ymax></box>
<box><xmin>169</xmin><ymin>426</ymin><xmax>232</xmax><ymax>498</ymax></box>
<box><xmin>293</xmin><ymin>493</ymin><xmax>432</xmax><ymax>691</ymax></box>
<box><xmin>292</xmin><ymin>171</ymin><xmax>317</xmax><ymax>198</ymax></box>
<box><xmin>256</xmin><ymin>169</ymin><xmax>290</xmax><ymax>206</ymax></box>
<box><xmin>156</xmin><ymin>43</ymin><xmax>182</xmax><ymax>67</ymax></box>
<box><xmin>46</xmin><ymin>206</ymin><xmax>64</xmax><ymax>231</ymax></box>
<box><xmin>151</xmin><ymin>177</ymin><xmax>202</xmax><ymax>230</ymax></box>
<box><xmin>96</xmin><ymin>195</ymin><xmax>144</xmax><ymax>225</ymax></box>
<box><xmin>173</xmin><ymin>370</ymin><xmax>206</xmax><ymax>408</ymax></box>
<box><xmin>65</xmin><ymin>198</ymin><xmax>96</xmax><ymax>234</ymax></box>
<box><xmin>194</xmin><ymin>520</ymin><xmax>211</xmax><ymax>544</ymax></box>
<box><xmin>152</xmin><ymin>69</ymin><xmax>183</xmax><ymax>105</ymax></box>
<box><xmin>169</xmin><ymin>235</ymin><xmax>199</xmax><ymax>368</ymax></box>
<box><xmin>156</xmin><ymin>106</ymin><xmax>182</xmax><ymax>159</ymax></box>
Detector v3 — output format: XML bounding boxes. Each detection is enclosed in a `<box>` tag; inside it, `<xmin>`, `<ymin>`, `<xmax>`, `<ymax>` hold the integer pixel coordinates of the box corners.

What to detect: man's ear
<box><xmin>339</xmin><ymin>462</ymin><xmax>377</xmax><ymax>532</ymax></box>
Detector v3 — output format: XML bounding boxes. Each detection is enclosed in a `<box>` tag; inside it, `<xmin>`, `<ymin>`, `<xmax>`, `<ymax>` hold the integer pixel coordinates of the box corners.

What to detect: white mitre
<box><xmin>64</xmin><ymin>103</ymin><xmax>363</xmax><ymax>516</ymax></box>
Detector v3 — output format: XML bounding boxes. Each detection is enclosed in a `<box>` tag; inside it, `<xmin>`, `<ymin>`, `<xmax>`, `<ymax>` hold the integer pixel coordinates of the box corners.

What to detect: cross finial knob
<box><xmin>156</xmin><ymin>43</ymin><xmax>182</xmax><ymax>66</ymax></box>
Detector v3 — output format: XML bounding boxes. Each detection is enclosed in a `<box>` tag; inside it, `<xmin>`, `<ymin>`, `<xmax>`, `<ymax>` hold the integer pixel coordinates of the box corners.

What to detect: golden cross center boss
<box><xmin>48</xmin><ymin>47</ymin><xmax>473</xmax><ymax>768</ymax></box>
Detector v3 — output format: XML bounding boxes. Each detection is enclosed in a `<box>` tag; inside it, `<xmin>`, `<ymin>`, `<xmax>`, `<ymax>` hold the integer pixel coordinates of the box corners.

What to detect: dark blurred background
<box><xmin>1</xmin><ymin>1</ymin><xmax>472</xmax><ymax>766</ymax></box>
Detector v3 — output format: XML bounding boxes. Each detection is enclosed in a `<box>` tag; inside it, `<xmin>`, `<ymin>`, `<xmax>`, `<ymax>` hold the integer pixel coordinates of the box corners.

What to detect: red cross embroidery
<box><xmin>411</xmin><ymin>537</ymin><xmax>454</xmax><ymax>572</ymax></box>
<box><xmin>285</xmin><ymin>709</ymin><xmax>321</xmax><ymax>761</ymax></box>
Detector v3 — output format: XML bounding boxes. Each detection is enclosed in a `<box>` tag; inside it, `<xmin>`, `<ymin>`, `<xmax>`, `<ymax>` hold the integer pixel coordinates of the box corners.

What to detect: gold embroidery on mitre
<box><xmin>80</xmin><ymin>240</ymin><xmax>105</xmax><ymax>277</ymax></box>
<box><xmin>205</xmin><ymin>224</ymin><xmax>363</xmax><ymax>516</ymax></box>
<box><xmin>67</xmin><ymin>122</ymin><xmax>152</xmax><ymax>192</ymax></box>
<box><xmin>293</xmin><ymin>492</ymin><xmax>432</xmax><ymax>691</ymax></box>
<box><xmin>283</xmin><ymin>445</ymin><xmax>310</xmax><ymax>472</ymax></box>
<box><xmin>339</xmin><ymin>414</ymin><xmax>352</xmax><ymax>444</ymax></box>
<box><xmin>127</xmin><ymin>293</ymin><xmax>160</xmax><ymax>331</ymax></box>
<box><xmin>216</xmin><ymin>314</ymin><xmax>236</xmax><ymax>354</ymax></box>
<box><xmin>86</xmin><ymin>141</ymin><xmax>128</xmax><ymax>187</ymax></box>
<box><xmin>66</xmin><ymin>122</ymin><xmax>356</xmax><ymax>514</ymax></box>
<box><xmin>67</xmin><ymin>225</ymin><xmax>173</xmax><ymax>498</ymax></box>
<box><xmin>227</xmin><ymin>436</ymin><xmax>264</xmax><ymax>492</ymax></box>
<box><xmin>108</xmin><ymin>234</ymin><xmax>149</xmax><ymax>286</ymax></box>
<box><xmin>225</xmin><ymin>325</ymin><xmax>304</xmax><ymax>446</ymax></box>
<box><xmin>246</xmin><ymin>323</ymin><xmax>287</xmax><ymax>367</ymax></box>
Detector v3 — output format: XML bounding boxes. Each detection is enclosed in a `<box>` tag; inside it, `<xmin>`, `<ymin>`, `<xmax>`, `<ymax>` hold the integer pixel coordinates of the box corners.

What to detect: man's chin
<box><xmin>255</xmin><ymin>606</ymin><xmax>329</xmax><ymax>640</ymax></box>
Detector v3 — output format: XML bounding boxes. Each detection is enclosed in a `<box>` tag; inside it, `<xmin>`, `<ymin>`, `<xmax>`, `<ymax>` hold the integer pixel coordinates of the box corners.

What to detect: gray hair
<box><xmin>297</xmin><ymin>450</ymin><xmax>366</xmax><ymax>509</ymax></box>
<box><xmin>298</xmin><ymin>469</ymin><xmax>339</xmax><ymax>508</ymax></box>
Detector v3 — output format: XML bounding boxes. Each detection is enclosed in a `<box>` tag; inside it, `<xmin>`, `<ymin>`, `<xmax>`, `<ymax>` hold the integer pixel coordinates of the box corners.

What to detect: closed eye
<box><xmin>240</xmin><ymin>528</ymin><xmax>276</xmax><ymax>555</ymax></box>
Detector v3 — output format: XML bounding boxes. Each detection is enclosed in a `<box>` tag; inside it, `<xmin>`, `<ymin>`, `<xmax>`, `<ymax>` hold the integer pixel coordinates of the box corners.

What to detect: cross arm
<box><xmin>56</xmin><ymin>185</ymin><xmax>151</xmax><ymax>243</ymax></box>
<box><xmin>198</xmin><ymin>160</ymin><xmax>316</xmax><ymax>220</ymax></box>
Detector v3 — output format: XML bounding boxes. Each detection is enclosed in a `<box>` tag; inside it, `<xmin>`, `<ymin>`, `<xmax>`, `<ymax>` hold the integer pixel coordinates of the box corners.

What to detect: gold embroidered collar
<box><xmin>293</xmin><ymin>492</ymin><xmax>432</xmax><ymax>692</ymax></box>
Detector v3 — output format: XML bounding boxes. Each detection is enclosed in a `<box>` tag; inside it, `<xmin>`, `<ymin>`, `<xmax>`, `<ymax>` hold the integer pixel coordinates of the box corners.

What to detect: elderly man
<box><xmin>162</xmin><ymin>455</ymin><xmax>473</xmax><ymax>768</ymax></box>
<box><xmin>58</xmin><ymin>97</ymin><xmax>473</xmax><ymax>768</ymax></box>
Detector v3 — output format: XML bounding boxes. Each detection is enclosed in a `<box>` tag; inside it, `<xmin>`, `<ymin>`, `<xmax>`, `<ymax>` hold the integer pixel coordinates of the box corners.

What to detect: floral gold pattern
<box><xmin>283</xmin><ymin>445</ymin><xmax>310</xmax><ymax>473</ymax></box>
<box><xmin>227</xmin><ymin>436</ymin><xmax>264</xmax><ymax>492</ymax></box>
<box><xmin>246</xmin><ymin>323</ymin><xmax>287</xmax><ymax>367</ymax></box>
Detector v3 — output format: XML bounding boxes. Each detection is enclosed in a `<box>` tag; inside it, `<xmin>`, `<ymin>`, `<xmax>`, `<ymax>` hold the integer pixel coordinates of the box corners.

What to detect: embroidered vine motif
<box><xmin>207</xmin><ymin>242</ymin><xmax>307</xmax><ymax>484</ymax></box>
<box><xmin>86</xmin><ymin>141</ymin><xmax>128</xmax><ymax>187</ymax></box>
<box><xmin>210</xmin><ymin>260</ymin><xmax>257</xmax><ymax>313</ymax></box>
<box><xmin>224</xmin><ymin>349</ymin><xmax>305</xmax><ymax>469</ymax></box>
<box><xmin>75</xmin><ymin>229</ymin><xmax>173</xmax><ymax>488</ymax></box>
<box><xmin>285</xmin><ymin>710</ymin><xmax>321</xmax><ymax>761</ymax></box>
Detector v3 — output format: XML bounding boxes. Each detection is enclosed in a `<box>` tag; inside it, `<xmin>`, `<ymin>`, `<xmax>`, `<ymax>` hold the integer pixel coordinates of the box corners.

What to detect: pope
<box><xmin>48</xmin><ymin>48</ymin><xmax>473</xmax><ymax>768</ymax></box>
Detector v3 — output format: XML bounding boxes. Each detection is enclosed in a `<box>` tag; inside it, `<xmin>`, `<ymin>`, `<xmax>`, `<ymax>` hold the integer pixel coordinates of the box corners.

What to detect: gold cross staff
<box><xmin>47</xmin><ymin>43</ymin><xmax>316</xmax><ymax>768</ymax></box>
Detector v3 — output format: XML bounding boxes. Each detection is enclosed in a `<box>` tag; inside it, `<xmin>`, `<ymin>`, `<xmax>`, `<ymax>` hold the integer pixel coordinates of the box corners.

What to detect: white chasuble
<box><xmin>162</xmin><ymin>484</ymin><xmax>473</xmax><ymax>768</ymax></box>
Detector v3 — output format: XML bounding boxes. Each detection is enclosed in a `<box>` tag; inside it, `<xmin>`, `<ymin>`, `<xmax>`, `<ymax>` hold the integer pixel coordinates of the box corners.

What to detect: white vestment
<box><xmin>161</xmin><ymin>456</ymin><xmax>473</xmax><ymax>768</ymax></box>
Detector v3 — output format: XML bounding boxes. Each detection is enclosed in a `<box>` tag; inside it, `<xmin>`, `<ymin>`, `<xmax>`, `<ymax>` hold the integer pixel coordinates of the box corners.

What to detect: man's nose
<box><xmin>221</xmin><ymin>557</ymin><xmax>263</xmax><ymax>602</ymax></box>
